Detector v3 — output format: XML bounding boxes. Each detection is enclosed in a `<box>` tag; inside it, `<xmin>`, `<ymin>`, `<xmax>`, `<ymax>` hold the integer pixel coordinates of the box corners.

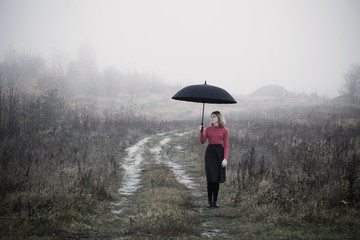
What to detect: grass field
<box><xmin>1</xmin><ymin>86</ymin><xmax>359</xmax><ymax>239</ymax></box>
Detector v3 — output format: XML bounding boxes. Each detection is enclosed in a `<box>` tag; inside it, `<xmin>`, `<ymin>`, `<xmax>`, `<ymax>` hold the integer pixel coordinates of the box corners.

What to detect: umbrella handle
<box><xmin>201</xmin><ymin>102</ymin><xmax>205</xmax><ymax>131</ymax></box>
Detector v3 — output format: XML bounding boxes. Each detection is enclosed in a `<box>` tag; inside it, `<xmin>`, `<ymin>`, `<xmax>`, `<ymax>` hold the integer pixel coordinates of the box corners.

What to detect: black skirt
<box><xmin>205</xmin><ymin>144</ymin><xmax>226</xmax><ymax>183</ymax></box>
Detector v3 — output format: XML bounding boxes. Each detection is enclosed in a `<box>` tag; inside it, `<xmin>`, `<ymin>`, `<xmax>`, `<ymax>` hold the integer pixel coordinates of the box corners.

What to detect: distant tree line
<box><xmin>0</xmin><ymin>47</ymin><xmax>169</xmax><ymax>101</ymax></box>
<box><xmin>342</xmin><ymin>63</ymin><xmax>360</xmax><ymax>104</ymax></box>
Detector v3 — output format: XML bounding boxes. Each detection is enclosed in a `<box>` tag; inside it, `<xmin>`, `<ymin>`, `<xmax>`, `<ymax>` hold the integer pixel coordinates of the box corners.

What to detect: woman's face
<box><xmin>211</xmin><ymin>114</ymin><xmax>219</xmax><ymax>124</ymax></box>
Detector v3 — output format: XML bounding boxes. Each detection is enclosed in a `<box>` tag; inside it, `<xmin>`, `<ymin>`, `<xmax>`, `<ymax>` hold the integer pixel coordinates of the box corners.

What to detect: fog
<box><xmin>1</xmin><ymin>0</ymin><xmax>360</xmax><ymax>97</ymax></box>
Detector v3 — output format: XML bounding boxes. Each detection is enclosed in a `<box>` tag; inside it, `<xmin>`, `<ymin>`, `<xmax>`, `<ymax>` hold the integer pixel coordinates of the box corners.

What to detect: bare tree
<box><xmin>0</xmin><ymin>65</ymin><xmax>3</xmax><ymax>138</ymax></box>
<box><xmin>67</xmin><ymin>44</ymin><xmax>99</xmax><ymax>96</ymax></box>
<box><xmin>343</xmin><ymin>63</ymin><xmax>360</xmax><ymax>104</ymax></box>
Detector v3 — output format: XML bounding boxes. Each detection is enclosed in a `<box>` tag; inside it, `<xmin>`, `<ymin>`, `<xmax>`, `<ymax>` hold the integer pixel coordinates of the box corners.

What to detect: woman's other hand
<box><xmin>199</xmin><ymin>125</ymin><xmax>203</xmax><ymax>131</ymax></box>
<box><xmin>221</xmin><ymin>159</ymin><xmax>227</xmax><ymax>167</ymax></box>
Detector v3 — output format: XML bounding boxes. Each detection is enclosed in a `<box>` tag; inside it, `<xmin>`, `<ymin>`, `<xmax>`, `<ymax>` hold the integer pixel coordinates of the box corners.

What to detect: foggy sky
<box><xmin>1</xmin><ymin>0</ymin><xmax>360</xmax><ymax>97</ymax></box>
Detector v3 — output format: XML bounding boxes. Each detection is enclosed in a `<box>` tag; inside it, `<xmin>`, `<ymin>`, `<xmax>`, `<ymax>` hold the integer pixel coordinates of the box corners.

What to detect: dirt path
<box><xmin>106</xmin><ymin>130</ymin><xmax>235</xmax><ymax>238</ymax></box>
<box><xmin>95</xmin><ymin>129</ymin><xmax>359</xmax><ymax>240</ymax></box>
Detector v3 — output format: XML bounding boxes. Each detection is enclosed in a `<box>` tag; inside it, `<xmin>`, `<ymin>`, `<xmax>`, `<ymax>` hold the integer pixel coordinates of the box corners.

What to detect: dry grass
<box><xmin>126</xmin><ymin>165</ymin><xmax>200</xmax><ymax>238</ymax></box>
<box><xmin>162</xmin><ymin>107</ymin><xmax>360</xmax><ymax>239</ymax></box>
<box><xmin>0</xmin><ymin>90</ymin><xmax>170</xmax><ymax>238</ymax></box>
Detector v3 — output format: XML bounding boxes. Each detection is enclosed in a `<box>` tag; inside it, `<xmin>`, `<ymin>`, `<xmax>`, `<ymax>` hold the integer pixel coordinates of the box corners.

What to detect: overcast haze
<box><xmin>1</xmin><ymin>0</ymin><xmax>359</xmax><ymax>97</ymax></box>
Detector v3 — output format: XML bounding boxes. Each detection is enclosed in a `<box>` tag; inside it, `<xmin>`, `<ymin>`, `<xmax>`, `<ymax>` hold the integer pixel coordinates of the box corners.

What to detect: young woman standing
<box><xmin>200</xmin><ymin>111</ymin><xmax>229</xmax><ymax>208</ymax></box>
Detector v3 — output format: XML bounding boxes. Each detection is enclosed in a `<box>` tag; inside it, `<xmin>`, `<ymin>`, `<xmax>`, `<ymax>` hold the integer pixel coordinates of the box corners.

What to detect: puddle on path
<box><xmin>174</xmin><ymin>131</ymin><xmax>193</xmax><ymax>137</ymax></box>
<box><xmin>175</xmin><ymin>145</ymin><xmax>184</xmax><ymax>150</ymax></box>
<box><xmin>150</xmin><ymin>132</ymin><xmax>198</xmax><ymax>191</ymax></box>
<box><xmin>166</xmin><ymin>161</ymin><xmax>198</xmax><ymax>190</ymax></box>
<box><xmin>149</xmin><ymin>136</ymin><xmax>170</xmax><ymax>162</ymax></box>
<box><xmin>159</xmin><ymin>137</ymin><xmax>171</xmax><ymax>145</ymax></box>
<box><xmin>118</xmin><ymin>137</ymin><xmax>150</xmax><ymax>195</ymax></box>
<box><xmin>111</xmin><ymin>137</ymin><xmax>151</xmax><ymax>214</ymax></box>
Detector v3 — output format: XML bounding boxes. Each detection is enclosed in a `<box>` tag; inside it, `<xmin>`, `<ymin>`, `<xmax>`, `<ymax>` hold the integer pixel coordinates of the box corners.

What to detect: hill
<box><xmin>249</xmin><ymin>85</ymin><xmax>294</xmax><ymax>98</ymax></box>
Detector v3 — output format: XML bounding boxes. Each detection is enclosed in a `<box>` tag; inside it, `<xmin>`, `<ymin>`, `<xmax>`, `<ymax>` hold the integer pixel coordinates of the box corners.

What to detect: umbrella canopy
<box><xmin>172</xmin><ymin>81</ymin><xmax>237</xmax><ymax>104</ymax></box>
<box><xmin>172</xmin><ymin>81</ymin><xmax>237</xmax><ymax>127</ymax></box>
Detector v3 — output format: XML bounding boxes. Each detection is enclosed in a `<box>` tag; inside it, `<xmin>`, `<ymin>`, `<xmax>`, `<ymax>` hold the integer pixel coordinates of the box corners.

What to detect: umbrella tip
<box><xmin>204</xmin><ymin>81</ymin><xmax>207</xmax><ymax>85</ymax></box>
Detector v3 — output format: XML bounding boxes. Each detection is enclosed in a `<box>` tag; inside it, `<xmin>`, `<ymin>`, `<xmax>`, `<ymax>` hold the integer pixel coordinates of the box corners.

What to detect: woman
<box><xmin>200</xmin><ymin>111</ymin><xmax>229</xmax><ymax>208</ymax></box>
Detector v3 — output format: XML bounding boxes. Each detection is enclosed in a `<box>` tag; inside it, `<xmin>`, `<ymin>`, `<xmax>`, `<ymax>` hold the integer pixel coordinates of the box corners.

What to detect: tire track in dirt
<box><xmin>110</xmin><ymin>136</ymin><xmax>152</xmax><ymax>214</ymax></box>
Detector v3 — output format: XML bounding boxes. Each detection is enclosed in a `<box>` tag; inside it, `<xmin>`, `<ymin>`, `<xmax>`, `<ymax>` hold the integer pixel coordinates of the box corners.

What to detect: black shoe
<box><xmin>206</xmin><ymin>201</ymin><xmax>212</xmax><ymax>208</ymax></box>
<box><xmin>213</xmin><ymin>201</ymin><xmax>219</xmax><ymax>208</ymax></box>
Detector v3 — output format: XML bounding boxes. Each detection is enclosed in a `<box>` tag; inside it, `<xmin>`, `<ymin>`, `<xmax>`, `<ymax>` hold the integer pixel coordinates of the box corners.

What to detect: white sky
<box><xmin>1</xmin><ymin>0</ymin><xmax>359</xmax><ymax>97</ymax></box>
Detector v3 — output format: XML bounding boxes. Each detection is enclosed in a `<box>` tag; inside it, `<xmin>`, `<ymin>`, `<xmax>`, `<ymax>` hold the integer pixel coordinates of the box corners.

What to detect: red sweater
<box><xmin>200</xmin><ymin>125</ymin><xmax>229</xmax><ymax>159</ymax></box>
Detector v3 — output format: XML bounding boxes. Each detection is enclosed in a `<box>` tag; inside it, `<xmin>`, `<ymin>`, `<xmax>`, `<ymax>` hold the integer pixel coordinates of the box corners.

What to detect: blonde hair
<box><xmin>211</xmin><ymin>111</ymin><xmax>226</xmax><ymax>128</ymax></box>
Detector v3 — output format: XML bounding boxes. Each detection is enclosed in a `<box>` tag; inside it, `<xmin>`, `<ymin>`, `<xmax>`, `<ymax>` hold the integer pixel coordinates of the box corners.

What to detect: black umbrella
<box><xmin>172</xmin><ymin>81</ymin><xmax>237</xmax><ymax>129</ymax></box>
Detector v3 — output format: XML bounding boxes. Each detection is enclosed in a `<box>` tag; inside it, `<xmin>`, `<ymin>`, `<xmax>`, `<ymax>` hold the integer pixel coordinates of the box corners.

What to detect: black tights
<box><xmin>207</xmin><ymin>182</ymin><xmax>220</xmax><ymax>202</ymax></box>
